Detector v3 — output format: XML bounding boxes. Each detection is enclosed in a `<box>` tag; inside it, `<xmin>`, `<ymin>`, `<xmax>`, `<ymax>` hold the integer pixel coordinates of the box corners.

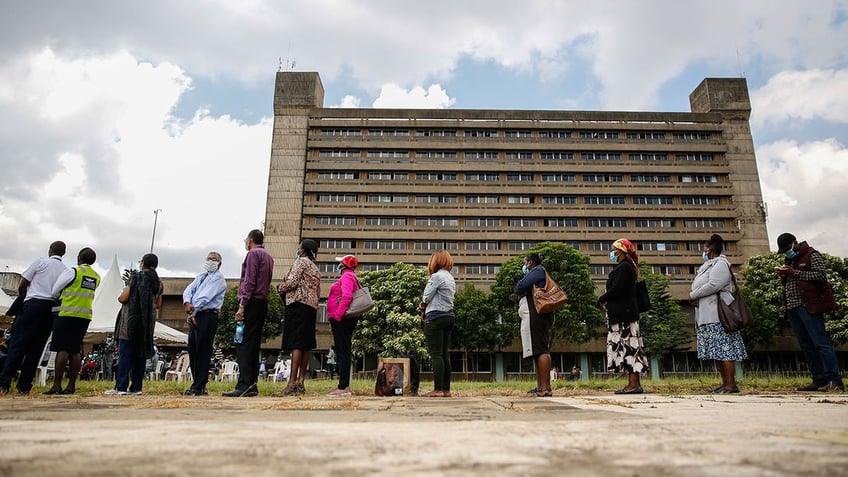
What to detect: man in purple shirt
<box><xmin>223</xmin><ymin>229</ymin><xmax>274</xmax><ymax>397</ymax></box>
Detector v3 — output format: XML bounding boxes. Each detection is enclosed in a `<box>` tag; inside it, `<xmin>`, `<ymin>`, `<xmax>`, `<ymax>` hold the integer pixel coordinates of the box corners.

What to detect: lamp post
<box><xmin>150</xmin><ymin>209</ymin><xmax>162</xmax><ymax>253</ymax></box>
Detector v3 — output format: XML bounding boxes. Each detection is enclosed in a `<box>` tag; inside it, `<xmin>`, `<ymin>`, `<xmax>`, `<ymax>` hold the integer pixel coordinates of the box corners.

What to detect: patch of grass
<box><xmin>33</xmin><ymin>374</ymin><xmax>816</xmax><ymax>397</ymax></box>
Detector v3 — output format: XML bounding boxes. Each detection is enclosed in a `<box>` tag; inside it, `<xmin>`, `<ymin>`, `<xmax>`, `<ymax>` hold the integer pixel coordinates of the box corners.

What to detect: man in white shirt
<box><xmin>0</xmin><ymin>241</ymin><xmax>68</xmax><ymax>394</ymax></box>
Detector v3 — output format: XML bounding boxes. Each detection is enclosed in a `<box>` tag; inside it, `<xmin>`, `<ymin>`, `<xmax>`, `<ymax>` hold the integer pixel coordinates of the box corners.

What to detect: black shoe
<box><xmin>797</xmin><ymin>382</ymin><xmax>826</xmax><ymax>391</ymax></box>
<box><xmin>223</xmin><ymin>383</ymin><xmax>258</xmax><ymax>398</ymax></box>
<box><xmin>59</xmin><ymin>388</ymin><xmax>75</xmax><ymax>395</ymax></box>
<box><xmin>817</xmin><ymin>381</ymin><xmax>846</xmax><ymax>392</ymax></box>
<box><xmin>42</xmin><ymin>388</ymin><xmax>62</xmax><ymax>395</ymax></box>
<box><xmin>183</xmin><ymin>388</ymin><xmax>207</xmax><ymax>396</ymax></box>
<box><xmin>614</xmin><ymin>386</ymin><xmax>644</xmax><ymax>395</ymax></box>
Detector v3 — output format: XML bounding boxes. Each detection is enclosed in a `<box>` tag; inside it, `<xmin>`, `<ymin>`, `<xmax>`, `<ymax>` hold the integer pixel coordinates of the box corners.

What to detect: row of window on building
<box><xmin>318</xmin><ymin>128</ymin><xmax>712</xmax><ymax>141</ymax></box>
<box><xmin>311</xmin><ymin>260</ymin><xmax>690</xmax><ymax>277</ymax></box>
<box><xmin>315</xmin><ymin>172</ymin><xmax>720</xmax><ymax>183</ymax></box>
<box><xmin>315</xmin><ymin>195</ymin><xmax>723</xmax><ymax>206</ymax></box>
<box><xmin>315</xmin><ymin>150</ymin><xmax>716</xmax><ymax>162</ymax></box>
<box><xmin>315</xmin><ymin>192</ymin><xmax>723</xmax><ymax>205</ymax></box>
<box><xmin>316</xmin><ymin>238</ymin><xmax>714</xmax><ymax>252</ymax></box>
<box><xmin>312</xmin><ymin>216</ymin><xmax>727</xmax><ymax>229</ymax></box>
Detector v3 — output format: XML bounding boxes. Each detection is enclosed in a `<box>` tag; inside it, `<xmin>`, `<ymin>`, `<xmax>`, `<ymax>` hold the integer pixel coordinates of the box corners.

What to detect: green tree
<box><xmin>738</xmin><ymin>254</ymin><xmax>785</xmax><ymax>351</ymax></box>
<box><xmin>452</xmin><ymin>283</ymin><xmax>512</xmax><ymax>374</ymax></box>
<box><xmin>353</xmin><ymin>263</ymin><xmax>429</xmax><ymax>360</ymax></box>
<box><xmin>638</xmin><ymin>265</ymin><xmax>691</xmax><ymax>360</ymax></box>
<box><xmin>490</xmin><ymin>242</ymin><xmax>603</xmax><ymax>346</ymax></box>
<box><xmin>821</xmin><ymin>255</ymin><xmax>848</xmax><ymax>344</ymax></box>
<box><xmin>215</xmin><ymin>286</ymin><xmax>284</xmax><ymax>348</ymax></box>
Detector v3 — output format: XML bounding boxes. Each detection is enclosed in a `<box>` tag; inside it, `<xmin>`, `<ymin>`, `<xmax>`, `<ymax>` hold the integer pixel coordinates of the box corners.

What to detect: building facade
<box><xmin>264</xmin><ymin>72</ymin><xmax>769</xmax><ymax>301</ymax></box>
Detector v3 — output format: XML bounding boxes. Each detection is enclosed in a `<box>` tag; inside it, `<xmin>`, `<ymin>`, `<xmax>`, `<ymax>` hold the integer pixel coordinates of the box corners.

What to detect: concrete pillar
<box><xmin>580</xmin><ymin>353</ymin><xmax>589</xmax><ymax>382</ymax></box>
<box><xmin>651</xmin><ymin>356</ymin><xmax>661</xmax><ymax>380</ymax></box>
<box><xmin>495</xmin><ymin>352</ymin><xmax>504</xmax><ymax>382</ymax></box>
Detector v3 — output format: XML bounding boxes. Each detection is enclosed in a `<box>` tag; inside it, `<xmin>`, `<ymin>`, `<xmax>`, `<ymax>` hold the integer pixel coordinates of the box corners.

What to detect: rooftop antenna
<box><xmin>278</xmin><ymin>56</ymin><xmax>283</xmax><ymax>72</ymax></box>
<box><xmin>283</xmin><ymin>43</ymin><xmax>296</xmax><ymax>71</ymax></box>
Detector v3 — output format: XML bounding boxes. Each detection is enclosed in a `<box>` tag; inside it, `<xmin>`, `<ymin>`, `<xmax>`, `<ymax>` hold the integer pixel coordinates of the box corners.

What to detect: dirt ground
<box><xmin>1</xmin><ymin>392</ymin><xmax>847</xmax><ymax>476</ymax></box>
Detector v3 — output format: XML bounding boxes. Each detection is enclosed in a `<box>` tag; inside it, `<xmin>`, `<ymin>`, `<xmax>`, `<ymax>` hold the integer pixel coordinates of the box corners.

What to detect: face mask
<box><xmin>294</xmin><ymin>251</ymin><xmax>301</xmax><ymax>259</ymax></box>
<box><xmin>609</xmin><ymin>251</ymin><xmax>618</xmax><ymax>262</ymax></box>
<box><xmin>702</xmin><ymin>252</ymin><xmax>709</xmax><ymax>262</ymax></box>
<box><xmin>785</xmin><ymin>249</ymin><xmax>798</xmax><ymax>260</ymax></box>
<box><xmin>204</xmin><ymin>260</ymin><xmax>219</xmax><ymax>272</ymax></box>
<box><xmin>337</xmin><ymin>263</ymin><xmax>344</xmax><ymax>272</ymax></box>
<box><xmin>521</xmin><ymin>265</ymin><xmax>529</xmax><ymax>275</ymax></box>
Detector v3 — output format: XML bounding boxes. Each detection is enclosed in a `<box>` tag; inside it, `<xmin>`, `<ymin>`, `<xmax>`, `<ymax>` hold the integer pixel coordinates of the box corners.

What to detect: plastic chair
<box><xmin>164</xmin><ymin>354</ymin><xmax>191</xmax><ymax>382</ymax></box>
<box><xmin>218</xmin><ymin>361</ymin><xmax>239</xmax><ymax>382</ymax></box>
<box><xmin>35</xmin><ymin>348</ymin><xmax>57</xmax><ymax>387</ymax></box>
<box><xmin>148</xmin><ymin>360</ymin><xmax>165</xmax><ymax>381</ymax></box>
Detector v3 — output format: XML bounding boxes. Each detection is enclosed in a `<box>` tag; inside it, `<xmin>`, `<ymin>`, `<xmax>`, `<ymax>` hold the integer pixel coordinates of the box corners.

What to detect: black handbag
<box><xmin>716</xmin><ymin>265</ymin><xmax>753</xmax><ymax>333</ymax></box>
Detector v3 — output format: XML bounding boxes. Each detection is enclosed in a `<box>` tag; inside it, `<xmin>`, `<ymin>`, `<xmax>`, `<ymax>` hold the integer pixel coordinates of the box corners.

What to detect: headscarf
<box><xmin>612</xmin><ymin>238</ymin><xmax>640</xmax><ymax>278</ymax></box>
<box><xmin>612</xmin><ymin>238</ymin><xmax>635</xmax><ymax>254</ymax></box>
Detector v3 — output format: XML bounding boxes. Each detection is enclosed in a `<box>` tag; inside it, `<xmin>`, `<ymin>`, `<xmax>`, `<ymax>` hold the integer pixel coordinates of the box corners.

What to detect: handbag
<box><xmin>716</xmin><ymin>265</ymin><xmax>753</xmax><ymax>332</ymax></box>
<box><xmin>635</xmin><ymin>281</ymin><xmax>652</xmax><ymax>312</ymax></box>
<box><xmin>343</xmin><ymin>276</ymin><xmax>374</xmax><ymax>318</ymax></box>
<box><xmin>532</xmin><ymin>272</ymin><xmax>568</xmax><ymax>315</ymax></box>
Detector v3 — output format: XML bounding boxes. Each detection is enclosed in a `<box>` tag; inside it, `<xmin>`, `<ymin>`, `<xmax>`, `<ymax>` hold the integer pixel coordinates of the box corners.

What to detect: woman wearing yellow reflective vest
<box><xmin>43</xmin><ymin>247</ymin><xmax>99</xmax><ymax>395</ymax></box>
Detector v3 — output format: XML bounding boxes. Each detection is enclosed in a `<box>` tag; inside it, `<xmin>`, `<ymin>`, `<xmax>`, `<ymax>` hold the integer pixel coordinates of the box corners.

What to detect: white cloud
<box><xmin>0</xmin><ymin>48</ymin><xmax>271</xmax><ymax>277</ymax></box>
<box><xmin>372</xmin><ymin>84</ymin><xmax>455</xmax><ymax>109</ymax></box>
<box><xmin>751</xmin><ymin>69</ymin><xmax>848</xmax><ymax>127</ymax></box>
<box><xmin>2</xmin><ymin>1</ymin><xmax>844</xmax><ymax>111</ymax></box>
<box><xmin>758</xmin><ymin>138</ymin><xmax>848</xmax><ymax>257</ymax></box>
<box><xmin>332</xmin><ymin>95</ymin><xmax>361</xmax><ymax>108</ymax></box>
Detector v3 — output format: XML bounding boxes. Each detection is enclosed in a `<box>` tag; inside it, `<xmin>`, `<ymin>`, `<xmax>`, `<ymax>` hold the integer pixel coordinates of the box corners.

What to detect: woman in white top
<box><xmin>689</xmin><ymin>234</ymin><xmax>748</xmax><ymax>394</ymax></box>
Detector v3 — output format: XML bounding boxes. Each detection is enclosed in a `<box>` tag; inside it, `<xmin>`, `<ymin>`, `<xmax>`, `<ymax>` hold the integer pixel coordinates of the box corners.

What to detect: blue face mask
<box><xmin>609</xmin><ymin>251</ymin><xmax>618</xmax><ymax>262</ymax></box>
<box><xmin>785</xmin><ymin>249</ymin><xmax>798</xmax><ymax>260</ymax></box>
<box><xmin>702</xmin><ymin>252</ymin><xmax>709</xmax><ymax>262</ymax></box>
<box><xmin>521</xmin><ymin>265</ymin><xmax>529</xmax><ymax>275</ymax></box>
<box><xmin>294</xmin><ymin>251</ymin><xmax>301</xmax><ymax>259</ymax></box>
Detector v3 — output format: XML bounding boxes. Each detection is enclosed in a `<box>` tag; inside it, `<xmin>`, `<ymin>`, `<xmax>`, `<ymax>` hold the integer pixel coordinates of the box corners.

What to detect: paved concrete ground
<box><xmin>1</xmin><ymin>393</ymin><xmax>847</xmax><ymax>476</ymax></box>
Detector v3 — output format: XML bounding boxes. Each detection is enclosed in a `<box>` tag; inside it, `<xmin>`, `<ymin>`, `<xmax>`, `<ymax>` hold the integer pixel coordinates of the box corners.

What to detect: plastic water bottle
<box><xmin>234</xmin><ymin>321</ymin><xmax>244</xmax><ymax>344</ymax></box>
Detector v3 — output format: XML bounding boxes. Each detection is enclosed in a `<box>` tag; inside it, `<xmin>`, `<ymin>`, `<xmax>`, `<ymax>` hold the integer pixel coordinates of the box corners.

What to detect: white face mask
<box><xmin>204</xmin><ymin>259</ymin><xmax>219</xmax><ymax>272</ymax></box>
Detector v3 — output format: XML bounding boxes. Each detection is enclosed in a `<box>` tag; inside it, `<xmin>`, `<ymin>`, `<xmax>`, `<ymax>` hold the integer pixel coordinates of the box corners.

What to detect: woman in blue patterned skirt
<box><xmin>689</xmin><ymin>234</ymin><xmax>747</xmax><ymax>393</ymax></box>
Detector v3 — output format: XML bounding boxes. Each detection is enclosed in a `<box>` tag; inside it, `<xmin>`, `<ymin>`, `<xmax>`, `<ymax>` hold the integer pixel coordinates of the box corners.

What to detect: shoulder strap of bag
<box><xmin>714</xmin><ymin>260</ymin><xmax>738</xmax><ymax>297</ymax></box>
<box><xmin>349</xmin><ymin>272</ymin><xmax>362</xmax><ymax>291</ymax></box>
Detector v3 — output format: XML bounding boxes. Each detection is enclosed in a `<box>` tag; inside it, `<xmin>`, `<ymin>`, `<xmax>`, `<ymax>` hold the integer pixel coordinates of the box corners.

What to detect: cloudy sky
<box><xmin>1</xmin><ymin>1</ymin><xmax>847</xmax><ymax>278</ymax></box>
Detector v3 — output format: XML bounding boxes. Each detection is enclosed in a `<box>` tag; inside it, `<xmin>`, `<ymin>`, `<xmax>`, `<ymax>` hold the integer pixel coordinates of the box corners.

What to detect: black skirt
<box><xmin>281</xmin><ymin>301</ymin><xmax>317</xmax><ymax>351</ymax></box>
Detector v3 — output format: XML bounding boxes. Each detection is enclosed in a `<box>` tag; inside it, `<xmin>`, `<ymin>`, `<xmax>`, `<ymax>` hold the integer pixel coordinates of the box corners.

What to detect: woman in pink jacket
<box><xmin>326</xmin><ymin>255</ymin><xmax>361</xmax><ymax>396</ymax></box>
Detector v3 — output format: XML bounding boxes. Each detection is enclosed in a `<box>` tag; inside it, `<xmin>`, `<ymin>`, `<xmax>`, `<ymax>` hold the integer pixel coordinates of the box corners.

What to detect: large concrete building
<box><xmin>264</xmin><ymin>71</ymin><xmax>769</xmax><ymax>300</ymax></box>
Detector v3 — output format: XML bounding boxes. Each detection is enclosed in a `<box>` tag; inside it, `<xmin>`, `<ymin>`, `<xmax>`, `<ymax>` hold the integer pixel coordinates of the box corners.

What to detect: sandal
<box><xmin>528</xmin><ymin>389</ymin><xmax>552</xmax><ymax>397</ymax></box>
<box><xmin>713</xmin><ymin>386</ymin><xmax>740</xmax><ymax>394</ymax></box>
<box><xmin>526</xmin><ymin>387</ymin><xmax>542</xmax><ymax>395</ymax></box>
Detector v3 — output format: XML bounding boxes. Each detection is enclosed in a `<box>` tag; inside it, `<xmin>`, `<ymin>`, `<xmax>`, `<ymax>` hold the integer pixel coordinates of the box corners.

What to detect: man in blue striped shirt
<box><xmin>181</xmin><ymin>252</ymin><xmax>227</xmax><ymax>396</ymax></box>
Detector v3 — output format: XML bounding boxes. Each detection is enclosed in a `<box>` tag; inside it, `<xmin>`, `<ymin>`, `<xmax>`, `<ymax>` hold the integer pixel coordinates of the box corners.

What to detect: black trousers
<box><xmin>235</xmin><ymin>299</ymin><xmax>267</xmax><ymax>390</ymax></box>
<box><xmin>0</xmin><ymin>299</ymin><xmax>55</xmax><ymax>392</ymax></box>
<box><xmin>188</xmin><ymin>309</ymin><xmax>219</xmax><ymax>391</ymax></box>
<box><xmin>330</xmin><ymin>317</ymin><xmax>358</xmax><ymax>389</ymax></box>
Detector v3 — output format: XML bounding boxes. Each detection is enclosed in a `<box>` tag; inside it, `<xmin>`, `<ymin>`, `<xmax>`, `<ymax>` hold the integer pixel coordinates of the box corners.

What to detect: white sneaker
<box><xmin>104</xmin><ymin>389</ymin><xmax>128</xmax><ymax>395</ymax></box>
<box><xmin>130</xmin><ymin>391</ymin><xmax>143</xmax><ymax>396</ymax></box>
<box><xmin>327</xmin><ymin>388</ymin><xmax>352</xmax><ymax>397</ymax></box>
